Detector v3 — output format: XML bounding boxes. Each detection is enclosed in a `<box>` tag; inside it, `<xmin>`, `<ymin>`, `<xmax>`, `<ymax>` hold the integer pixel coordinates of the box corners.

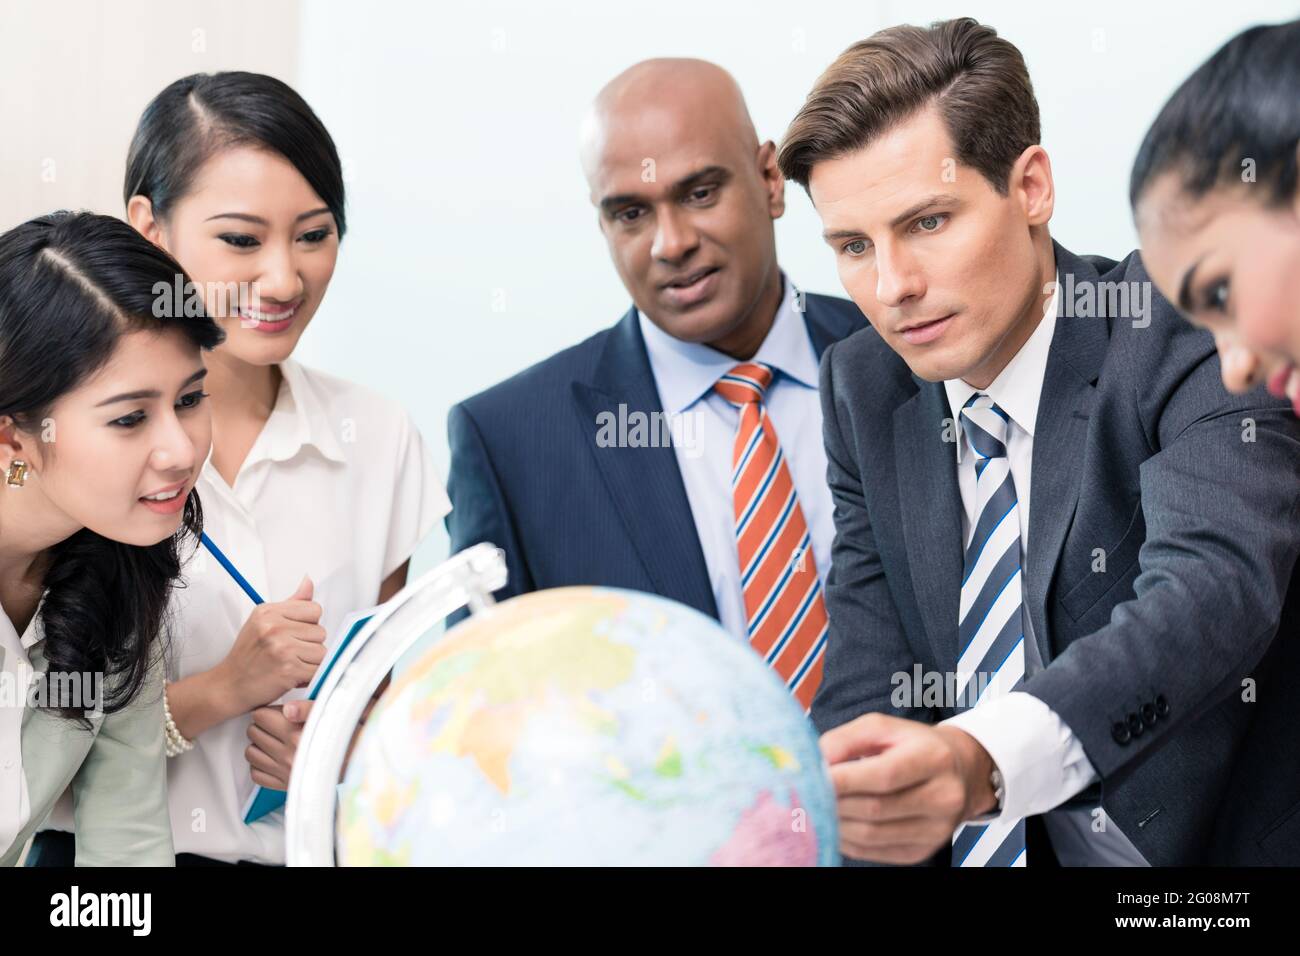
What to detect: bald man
<box><xmin>445</xmin><ymin>60</ymin><xmax>867</xmax><ymax>708</ymax></box>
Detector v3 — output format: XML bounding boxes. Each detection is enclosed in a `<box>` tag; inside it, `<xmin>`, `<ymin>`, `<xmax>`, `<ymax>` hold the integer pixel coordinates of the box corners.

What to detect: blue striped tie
<box><xmin>951</xmin><ymin>393</ymin><xmax>1027</xmax><ymax>867</ymax></box>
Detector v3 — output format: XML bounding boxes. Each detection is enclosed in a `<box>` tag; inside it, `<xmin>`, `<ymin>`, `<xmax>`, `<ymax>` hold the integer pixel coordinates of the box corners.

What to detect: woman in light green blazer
<box><xmin>0</xmin><ymin>212</ymin><xmax>223</xmax><ymax>866</ymax></box>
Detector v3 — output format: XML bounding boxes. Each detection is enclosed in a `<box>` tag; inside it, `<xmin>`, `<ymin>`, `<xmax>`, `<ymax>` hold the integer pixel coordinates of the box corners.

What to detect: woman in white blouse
<box><xmin>29</xmin><ymin>73</ymin><xmax>450</xmax><ymax>866</ymax></box>
<box><xmin>1</xmin><ymin>212</ymin><xmax>222</xmax><ymax>866</ymax></box>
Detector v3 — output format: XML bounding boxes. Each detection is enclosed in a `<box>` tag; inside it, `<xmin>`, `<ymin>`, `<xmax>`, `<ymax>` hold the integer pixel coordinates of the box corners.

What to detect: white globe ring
<box><xmin>284</xmin><ymin>543</ymin><xmax>508</xmax><ymax>866</ymax></box>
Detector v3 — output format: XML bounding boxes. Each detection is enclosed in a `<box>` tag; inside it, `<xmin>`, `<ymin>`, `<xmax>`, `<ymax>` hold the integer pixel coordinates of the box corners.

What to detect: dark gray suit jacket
<box><xmin>813</xmin><ymin>241</ymin><xmax>1300</xmax><ymax>865</ymax></box>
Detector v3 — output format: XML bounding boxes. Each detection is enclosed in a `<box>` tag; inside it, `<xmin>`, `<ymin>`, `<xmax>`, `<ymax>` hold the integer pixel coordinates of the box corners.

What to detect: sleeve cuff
<box><xmin>940</xmin><ymin>691</ymin><xmax>1099</xmax><ymax>822</ymax></box>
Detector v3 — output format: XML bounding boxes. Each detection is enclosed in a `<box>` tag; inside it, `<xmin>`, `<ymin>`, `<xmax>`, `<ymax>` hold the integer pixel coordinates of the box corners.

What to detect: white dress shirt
<box><xmin>46</xmin><ymin>358</ymin><xmax>450</xmax><ymax>864</ymax></box>
<box><xmin>639</xmin><ymin>274</ymin><xmax>836</xmax><ymax>643</ymax></box>
<box><xmin>938</xmin><ymin>276</ymin><xmax>1148</xmax><ymax>866</ymax></box>
<box><xmin>0</xmin><ymin>605</ymin><xmax>39</xmax><ymax>856</ymax></box>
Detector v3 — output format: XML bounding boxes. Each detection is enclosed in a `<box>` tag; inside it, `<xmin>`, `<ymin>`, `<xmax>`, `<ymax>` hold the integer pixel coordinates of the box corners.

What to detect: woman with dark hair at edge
<box><xmin>0</xmin><ymin>211</ymin><xmax>222</xmax><ymax>866</ymax></box>
<box><xmin>1130</xmin><ymin>17</ymin><xmax>1300</xmax><ymax>862</ymax></box>
<box><xmin>1131</xmin><ymin>18</ymin><xmax>1300</xmax><ymax>413</ymax></box>
<box><xmin>28</xmin><ymin>72</ymin><xmax>450</xmax><ymax>866</ymax></box>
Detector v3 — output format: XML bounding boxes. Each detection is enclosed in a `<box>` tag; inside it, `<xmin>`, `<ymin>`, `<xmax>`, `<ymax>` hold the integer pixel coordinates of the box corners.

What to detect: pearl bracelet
<box><xmin>163</xmin><ymin>687</ymin><xmax>194</xmax><ymax>758</ymax></box>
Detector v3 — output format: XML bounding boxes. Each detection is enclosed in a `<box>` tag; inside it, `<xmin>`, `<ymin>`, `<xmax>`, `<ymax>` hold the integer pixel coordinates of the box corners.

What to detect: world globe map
<box><xmin>336</xmin><ymin>586</ymin><xmax>839</xmax><ymax>865</ymax></box>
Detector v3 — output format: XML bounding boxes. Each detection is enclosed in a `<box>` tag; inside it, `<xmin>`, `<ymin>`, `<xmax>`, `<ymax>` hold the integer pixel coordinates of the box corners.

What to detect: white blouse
<box><xmin>48</xmin><ymin>358</ymin><xmax>450</xmax><ymax>863</ymax></box>
<box><xmin>0</xmin><ymin>607</ymin><xmax>40</xmax><ymax>856</ymax></box>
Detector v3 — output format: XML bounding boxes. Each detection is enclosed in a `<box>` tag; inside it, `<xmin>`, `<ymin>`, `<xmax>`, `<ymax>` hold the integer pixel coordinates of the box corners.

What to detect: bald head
<box><xmin>580</xmin><ymin>59</ymin><xmax>758</xmax><ymax>184</ymax></box>
<box><xmin>577</xmin><ymin>57</ymin><xmax>786</xmax><ymax>360</ymax></box>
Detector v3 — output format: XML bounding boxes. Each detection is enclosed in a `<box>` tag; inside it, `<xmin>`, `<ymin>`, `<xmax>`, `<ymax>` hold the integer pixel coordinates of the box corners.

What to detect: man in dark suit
<box><xmin>777</xmin><ymin>17</ymin><xmax>1300</xmax><ymax>865</ymax></box>
<box><xmin>447</xmin><ymin>59</ymin><xmax>868</xmax><ymax>708</ymax></box>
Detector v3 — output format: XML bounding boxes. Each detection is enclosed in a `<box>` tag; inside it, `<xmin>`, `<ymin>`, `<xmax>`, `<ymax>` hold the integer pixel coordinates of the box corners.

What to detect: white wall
<box><xmin>0</xmin><ymin>0</ymin><xmax>299</xmax><ymax>227</ymax></box>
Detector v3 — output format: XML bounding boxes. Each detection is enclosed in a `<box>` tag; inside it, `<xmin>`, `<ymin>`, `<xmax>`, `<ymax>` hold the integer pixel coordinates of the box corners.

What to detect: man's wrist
<box><xmin>935</xmin><ymin>724</ymin><xmax>999</xmax><ymax>819</ymax></box>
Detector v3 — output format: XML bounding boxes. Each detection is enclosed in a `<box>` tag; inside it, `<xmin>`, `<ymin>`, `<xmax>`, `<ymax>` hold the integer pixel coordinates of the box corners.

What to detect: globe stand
<box><xmin>284</xmin><ymin>542</ymin><xmax>508</xmax><ymax>866</ymax></box>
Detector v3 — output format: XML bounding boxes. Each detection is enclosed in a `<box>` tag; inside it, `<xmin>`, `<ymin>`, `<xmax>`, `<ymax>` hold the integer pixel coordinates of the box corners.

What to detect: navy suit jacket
<box><xmin>814</xmin><ymin>241</ymin><xmax>1300</xmax><ymax>865</ymax></box>
<box><xmin>445</xmin><ymin>292</ymin><xmax>867</xmax><ymax>626</ymax></box>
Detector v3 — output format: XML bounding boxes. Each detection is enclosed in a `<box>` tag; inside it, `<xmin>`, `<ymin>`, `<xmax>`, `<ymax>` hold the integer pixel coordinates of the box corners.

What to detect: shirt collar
<box><xmin>943</xmin><ymin>272</ymin><xmax>1060</xmax><ymax>464</ymax></box>
<box><xmin>247</xmin><ymin>359</ymin><xmax>347</xmax><ymax>466</ymax></box>
<box><xmin>1</xmin><ymin>591</ymin><xmax>48</xmax><ymax>652</ymax></box>
<box><xmin>638</xmin><ymin>272</ymin><xmax>820</xmax><ymax>414</ymax></box>
<box><xmin>20</xmin><ymin>596</ymin><xmax>45</xmax><ymax>650</ymax></box>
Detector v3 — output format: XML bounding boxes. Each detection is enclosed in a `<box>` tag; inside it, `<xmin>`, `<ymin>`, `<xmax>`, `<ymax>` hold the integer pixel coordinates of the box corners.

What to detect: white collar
<box><xmin>943</xmin><ymin>272</ymin><xmax>1060</xmax><ymax>463</ymax></box>
<box><xmin>20</xmin><ymin>595</ymin><xmax>45</xmax><ymax>650</ymax></box>
<box><xmin>226</xmin><ymin>359</ymin><xmax>347</xmax><ymax>469</ymax></box>
<box><xmin>0</xmin><ymin>591</ymin><xmax>47</xmax><ymax>652</ymax></box>
<box><xmin>638</xmin><ymin>272</ymin><xmax>819</xmax><ymax>414</ymax></box>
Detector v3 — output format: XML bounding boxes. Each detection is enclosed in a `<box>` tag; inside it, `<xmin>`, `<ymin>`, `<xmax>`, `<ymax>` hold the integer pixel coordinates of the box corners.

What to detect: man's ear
<box><xmin>126</xmin><ymin>194</ymin><xmax>166</xmax><ymax>247</ymax></box>
<box><xmin>758</xmin><ymin>140</ymin><xmax>787</xmax><ymax>220</ymax></box>
<box><xmin>1011</xmin><ymin>144</ymin><xmax>1055</xmax><ymax>228</ymax></box>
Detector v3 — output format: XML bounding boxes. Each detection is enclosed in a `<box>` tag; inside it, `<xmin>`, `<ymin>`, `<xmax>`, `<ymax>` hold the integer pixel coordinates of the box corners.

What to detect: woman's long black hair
<box><xmin>1130</xmin><ymin>18</ymin><xmax>1300</xmax><ymax>210</ymax></box>
<box><xmin>0</xmin><ymin>211</ymin><xmax>224</xmax><ymax>723</ymax></box>
<box><xmin>124</xmin><ymin>71</ymin><xmax>346</xmax><ymax>236</ymax></box>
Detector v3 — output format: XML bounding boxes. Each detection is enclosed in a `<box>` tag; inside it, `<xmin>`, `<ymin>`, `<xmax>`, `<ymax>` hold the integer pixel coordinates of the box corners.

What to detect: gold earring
<box><xmin>6</xmin><ymin>459</ymin><xmax>28</xmax><ymax>487</ymax></box>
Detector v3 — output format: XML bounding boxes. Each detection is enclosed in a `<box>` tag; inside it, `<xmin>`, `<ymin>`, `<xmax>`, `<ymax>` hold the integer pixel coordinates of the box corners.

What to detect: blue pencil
<box><xmin>200</xmin><ymin>532</ymin><xmax>265</xmax><ymax>605</ymax></box>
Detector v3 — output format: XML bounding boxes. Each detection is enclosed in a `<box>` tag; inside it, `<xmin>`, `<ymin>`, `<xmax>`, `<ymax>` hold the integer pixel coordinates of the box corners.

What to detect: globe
<box><xmin>336</xmin><ymin>586</ymin><xmax>839</xmax><ymax>865</ymax></box>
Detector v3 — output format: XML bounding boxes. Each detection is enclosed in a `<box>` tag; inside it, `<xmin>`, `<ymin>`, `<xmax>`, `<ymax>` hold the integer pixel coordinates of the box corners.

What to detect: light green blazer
<box><xmin>1</xmin><ymin>640</ymin><xmax>174</xmax><ymax>866</ymax></box>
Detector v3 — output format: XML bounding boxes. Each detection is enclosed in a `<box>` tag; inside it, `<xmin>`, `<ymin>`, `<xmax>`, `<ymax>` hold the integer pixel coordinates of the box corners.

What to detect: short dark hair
<box><xmin>777</xmin><ymin>17</ymin><xmax>1040</xmax><ymax>194</ymax></box>
<box><xmin>124</xmin><ymin>71</ymin><xmax>347</xmax><ymax>236</ymax></box>
<box><xmin>1130</xmin><ymin>18</ymin><xmax>1300</xmax><ymax>210</ymax></box>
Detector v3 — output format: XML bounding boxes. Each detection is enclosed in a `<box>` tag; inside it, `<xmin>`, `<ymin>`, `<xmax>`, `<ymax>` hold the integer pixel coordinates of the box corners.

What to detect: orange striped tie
<box><xmin>714</xmin><ymin>362</ymin><xmax>828</xmax><ymax>711</ymax></box>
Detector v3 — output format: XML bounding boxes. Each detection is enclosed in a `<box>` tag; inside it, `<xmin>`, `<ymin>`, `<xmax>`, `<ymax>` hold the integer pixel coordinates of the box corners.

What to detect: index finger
<box><xmin>829</xmin><ymin>742</ymin><xmax>933</xmax><ymax>798</ymax></box>
<box><xmin>250</xmin><ymin>704</ymin><xmax>293</xmax><ymax>737</ymax></box>
<box><xmin>819</xmin><ymin>712</ymin><xmax>897</xmax><ymax>765</ymax></box>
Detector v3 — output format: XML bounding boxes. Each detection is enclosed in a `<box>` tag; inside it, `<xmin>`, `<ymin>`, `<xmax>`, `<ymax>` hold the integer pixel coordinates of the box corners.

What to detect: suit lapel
<box><xmin>571</xmin><ymin>307</ymin><xmax>718</xmax><ymax>619</ymax></box>
<box><xmin>895</xmin><ymin>381</ymin><xmax>966</xmax><ymax>667</ymax></box>
<box><xmin>800</xmin><ymin>292</ymin><xmax>866</xmax><ymax>360</ymax></box>
<box><xmin>1025</xmin><ymin>243</ymin><xmax>1110</xmax><ymax>663</ymax></box>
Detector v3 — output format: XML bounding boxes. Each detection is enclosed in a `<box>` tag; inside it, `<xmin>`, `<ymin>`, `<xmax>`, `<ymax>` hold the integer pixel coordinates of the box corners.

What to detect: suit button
<box><xmin>1128</xmin><ymin>713</ymin><xmax>1144</xmax><ymax>737</ymax></box>
<box><xmin>1141</xmin><ymin>702</ymin><xmax>1157</xmax><ymax>726</ymax></box>
<box><xmin>1112</xmin><ymin>721</ymin><xmax>1131</xmax><ymax>745</ymax></box>
<box><xmin>1155</xmin><ymin>695</ymin><xmax>1170</xmax><ymax>717</ymax></box>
